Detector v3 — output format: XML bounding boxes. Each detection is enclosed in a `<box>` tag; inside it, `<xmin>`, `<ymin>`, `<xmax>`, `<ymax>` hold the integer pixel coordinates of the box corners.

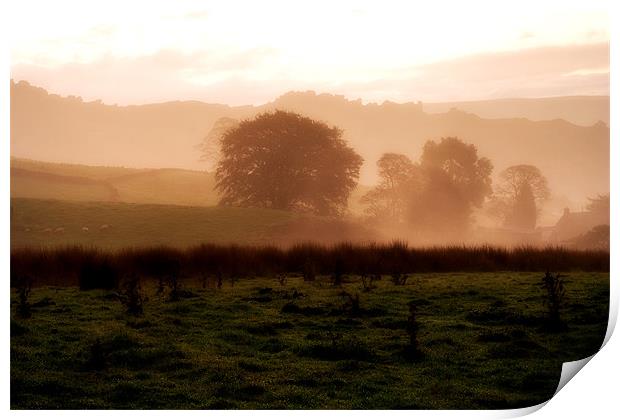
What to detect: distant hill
<box><xmin>423</xmin><ymin>96</ymin><xmax>609</xmax><ymax>127</ymax></box>
<box><xmin>11</xmin><ymin>167</ymin><xmax>120</xmax><ymax>202</ymax></box>
<box><xmin>11</xmin><ymin>158</ymin><xmax>219</xmax><ymax>207</ymax></box>
<box><xmin>10</xmin><ymin>158</ymin><xmax>370</xmax><ymax>214</ymax></box>
<box><xmin>11</xmin><ymin>80</ymin><xmax>609</xmax><ymax>204</ymax></box>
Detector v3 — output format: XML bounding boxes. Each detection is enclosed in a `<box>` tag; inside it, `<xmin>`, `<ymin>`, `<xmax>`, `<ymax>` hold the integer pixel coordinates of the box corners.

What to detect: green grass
<box><xmin>11</xmin><ymin>158</ymin><xmax>220</xmax><ymax>207</ymax></box>
<box><xmin>10</xmin><ymin>272</ymin><xmax>609</xmax><ymax>409</ymax></box>
<box><xmin>10</xmin><ymin>157</ymin><xmax>369</xmax><ymax>213</ymax></box>
<box><xmin>11</xmin><ymin>171</ymin><xmax>118</xmax><ymax>202</ymax></box>
<box><xmin>11</xmin><ymin>198</ymin><xmax>301</xmax><ymax>249</ymax></box>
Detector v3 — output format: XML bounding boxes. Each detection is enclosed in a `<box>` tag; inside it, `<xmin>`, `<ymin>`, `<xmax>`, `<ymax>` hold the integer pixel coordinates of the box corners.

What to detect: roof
<box><xmin>551</xmin><ymin>210</ymin><xmax>609</xmax><ymax>242</ymax></box>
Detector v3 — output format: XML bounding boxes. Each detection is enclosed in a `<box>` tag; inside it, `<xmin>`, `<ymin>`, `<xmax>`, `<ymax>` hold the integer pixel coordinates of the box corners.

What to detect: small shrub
<box><xmin>156</xmin><ymin>277</ymin><xmax>166</xmax><ymax>296</ymax></box>
<box><xmin>391</xmin><ymin>272</ymin><xmax>409</xmax><ymax>286</ymax></box>
<box><xmin>541</xmin><ymin>271</ymin><xmax>567</xmax><ymax>329</ymax></box>
<box><xmin>118</xmin><ymin>273</ymin><xmax>146</xmax><ymax>316</ymax></box>
<box><xmin>15</xmin><ymin>276</ymin><xmax>33</xmax><ymax>319</ymax></box>
<box><xmin>339</xmin><ymin>290</ymin><xmax>361</xmax><ymax>315</ymax></box>
<box><xmin>168</xmin><ymin>271</ymin><xmax>182</xmax><ymax>302</ymax></box>
<box><xmin>361</xmin><ymin>274</ymin><xmax>379</xmax><ymax>292</ymax></box>
<box><xmin>405</xmin><ymin>300</ymin><xmax>421</xmax><ymax>358</ymax></box>
<box><xmin>302</xmin><ymin>259</ymin><xmax>316</xmax><ymax>282</ymax></box>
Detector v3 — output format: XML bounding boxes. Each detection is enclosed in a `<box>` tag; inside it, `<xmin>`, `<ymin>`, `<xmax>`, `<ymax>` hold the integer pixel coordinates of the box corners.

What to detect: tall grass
<box><xmin>10</xmin><ymin>242</ymin><xmax>609</xmax><ymax>287</ymax></box>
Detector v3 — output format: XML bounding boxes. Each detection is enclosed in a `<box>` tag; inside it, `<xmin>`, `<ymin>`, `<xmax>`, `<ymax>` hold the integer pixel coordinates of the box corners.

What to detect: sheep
<box><xmin>43</xmin><ymin>228</ymin><xmax>53</xmax><ymax>234</ymax></box>
<box><xmin>82</xmin><ymin>227</ymin><xmax>89</xmax><ymax>233</ymax></box>
<box><xmin>54</xmin><ymin>227</ymin><xmax>65</xmax><ymax>234</ymax></box>
<box><xmin>24</xmin><ymin>227</ymin><xmax>31</xmax><ymax>232</ymax></box>
<box><xmin>99</xmin><ymin>224</ymin><xmax>111</xmax><ymax>231</ymax></box>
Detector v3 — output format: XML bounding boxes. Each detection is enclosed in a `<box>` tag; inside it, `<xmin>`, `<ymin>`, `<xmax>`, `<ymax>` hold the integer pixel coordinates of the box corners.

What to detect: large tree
<box><xmin>215</xmin><ymin>111</ymin><xmax>363</xmax><ymax>216</ymax></box>
<box><xmin>491</xmin><ymin>164</ymin><xmax>550</xmax><ymax>229</ymax></box>
<box><xmin>409</xmin><ymin>137</ymin><xmax>493</xmax><ymax>237</ymax></box>
<box><xmin>419</xmin><ymin>137</ymin><xmax>493</xmax><ymax>207</ymax></box>
<box><xmin>361</xmin><ymin>153</ymin><xmax>422</xmax><ymax>222</ymax></box>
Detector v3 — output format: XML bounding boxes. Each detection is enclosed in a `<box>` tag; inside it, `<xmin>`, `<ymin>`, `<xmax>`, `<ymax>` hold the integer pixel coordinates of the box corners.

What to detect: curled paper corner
<box><xmin>495</xmin><ymin>356</ymin><xmax>596</xmax><ymax>418</ymax></box>
<box><xmin>499</xmin><ymin>312</ymin><xmax>616</xmax><ymax>418</ymax></box>
<box><xmin>547</xmin><ymin>307</ymin><xmax>616</xmax><ymax>404</ymax></box>
<box><xmin>553</xmin><ymin>355</ymin><xmax>595</xmax><ymax>397</ymax></box>
<box><xmin>549</xmin><ymin>285</ymin><xmax>618</xmax><ymax>399</ymax></box>
<box><xmin>493</xmin><ymin>401</ymin><xmax>548</xmax><ymax>418</ymax></box>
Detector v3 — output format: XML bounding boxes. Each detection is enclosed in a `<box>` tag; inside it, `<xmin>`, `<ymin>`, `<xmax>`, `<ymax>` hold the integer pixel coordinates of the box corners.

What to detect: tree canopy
<box><xmin>215</xmin><ymin>111</ymin><xmax>363</xmax><ymax>216</ymax></box>
<box><xmin>490</xmin><ymin>164</ymin><xmax>550</xmax><ymax>229</ymax></box>
<box><xmin>409</xmin><ymin>137</ymin><xmax>493</xmax><ymax>237</ymax></box>
<box><xmin>361</xmin><ymin>138</ymin><xmax>493</xmax><ymax>240</ymax></box>
<box><xmin>419</xmin><ymin>137</ymin><xmax>493</xmax><ymax>208</ymax></box>
<box><xmin>361</xmin><ymin>153</ymin><xmax>422</xmax><ymax>222</ymax></box>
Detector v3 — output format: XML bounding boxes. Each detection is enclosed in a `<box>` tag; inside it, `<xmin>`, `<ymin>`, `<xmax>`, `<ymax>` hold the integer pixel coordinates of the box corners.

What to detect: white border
<box><xmin>2</xmin><ymin>1</ymin><xmax>617</xmax><ymax>418</ymax></box>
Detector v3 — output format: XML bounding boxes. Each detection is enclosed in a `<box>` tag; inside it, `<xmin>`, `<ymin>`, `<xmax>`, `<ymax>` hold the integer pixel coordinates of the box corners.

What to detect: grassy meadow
<box><xmin>10</xmin><ymin>158</ymin><xmax>370</xmax><ymax>217</ymax></box>
<box><xmin>9</xmin><ymin>159</ymin><xmax>610</xmax><ymax>410</ymax></box>
<box><xmin>11</xmin><ymin>272</ymin><xmax>608</xmax><ymax>409</ymax></box>
<box><xmin>11</xmin><ymin>159</ymin><xmax>219</xmax><ymax>207</ymax></box>
<box><xmin>11</xmin><ymin>197</ymin><xmax>301</xmax><ymax>249</ymax></box>
<box><xmin>11</xmin><ymin>197</ymin><xmax>384</xmax><ymax>249</ymax></box>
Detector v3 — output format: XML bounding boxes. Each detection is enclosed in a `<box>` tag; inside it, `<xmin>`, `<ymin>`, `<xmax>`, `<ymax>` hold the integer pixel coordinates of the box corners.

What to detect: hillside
<box><xmin>11</xmin><ymin>158</ymin><xmax>219</xmax><ymax>207</ymax></box>
<box><xmin>10</xmin><ymin>158</ymin><xmax>374</xmax><ymax>214</ymax></box>
<box><xmin>423</xmin><ymin>96</ymin><xmax>609</xmax><ymax>126</ymax></box>
<box><xmin>11</xmin><ymin>80</ymin><xmax>609</xmax><ymax>204</ymax></box>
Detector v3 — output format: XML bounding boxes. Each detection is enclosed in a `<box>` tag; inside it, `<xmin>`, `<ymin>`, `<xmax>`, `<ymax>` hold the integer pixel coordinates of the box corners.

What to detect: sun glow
<box><xmin>8</xmin><ymin>0</ymin><xmax>610</xmax><ymax>104</ymax></box>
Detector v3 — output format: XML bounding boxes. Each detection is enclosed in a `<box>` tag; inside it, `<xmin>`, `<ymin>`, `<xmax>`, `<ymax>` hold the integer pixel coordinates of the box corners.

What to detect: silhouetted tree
<box><xmin>215</xmin><ymin>111</ymin><xmax>363</xmax><ymax>216</ymax></box>
<box><xmin>409</xmin><ymin>137</ymin><xmax>493</xmax><ymax>237</ymax></box>
<box><xmin>505</xmin><ymin>181</ymin><xmax>537</xmax><ymax>229</ymax></box>
<box><xmin>361</xmin><ymin>153</ymin><xmax>423</xmax><ymax>222</ymax></box>
<box><xmin>491</xmin><ymin>164</ymin><xmax>550</xmax><ymax>229</ymax></box>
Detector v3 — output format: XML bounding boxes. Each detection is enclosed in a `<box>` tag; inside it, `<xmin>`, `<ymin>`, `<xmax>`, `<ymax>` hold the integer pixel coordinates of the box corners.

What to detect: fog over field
<box><xmin>8</xmin><ymin>1</ymin><xmax>611</xmax><ymax>411</ymax></box>
<box><xmin>10</xmin><ymin>81</ymin><xmax>609</xmax><ymax>214</ymax></box>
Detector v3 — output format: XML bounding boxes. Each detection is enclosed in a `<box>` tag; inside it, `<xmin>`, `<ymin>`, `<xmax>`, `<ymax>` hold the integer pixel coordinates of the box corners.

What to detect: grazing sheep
<box><xmin>43</xmin><ymin>228</ymin><xmax>53</xmax><ymax>234</ymax></box>
<box><xmin>54</xmin><ymin>227</ymin><xmax>65</xmax><ymax>234</ymax></box>
<box><xmin>24</xmin><ymin>227</ymin><xmax>31</xmax><ymax>232</ymax></box>
<box><xmin>82</xmin><ymin>227</ymin><xmax>89</xmax><ymax>233</ymax></box>
<box><xmin>99</xmin><ymin>224</ymin><xmax>111</xmax><ymax>231</ymax></box>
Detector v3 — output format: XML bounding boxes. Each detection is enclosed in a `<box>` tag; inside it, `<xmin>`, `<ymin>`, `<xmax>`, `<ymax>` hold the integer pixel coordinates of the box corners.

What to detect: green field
<box><xmin>11</xmin><ymin>198</ymin><xmax>383</xmax><ymax>249</ymax></box>
<box><xmin>10</xmin><ymin>158</ymin><xmax>370</xmax><ymax>214</ymax></box>
<box><xmin>11</xmin><ymin>198</ymin><xmax>301</xmax><ymax>249</ymax></box>
<box><xmin>11</xmin><ymin>272</ymin><xmax>608</xmax><ymax>409</ymax></box>
<box><xmin>11</xmin><ymin>158</ymin><xmax>220</xmax><ymax>207</ymax></box>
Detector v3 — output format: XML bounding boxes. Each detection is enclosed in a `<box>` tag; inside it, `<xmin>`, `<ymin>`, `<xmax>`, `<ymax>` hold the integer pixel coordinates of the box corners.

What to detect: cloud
<box><xmin>11</xmin><ymin>43</ymin><xmax>609</xmax><ymax>106</ymax></box>
<box><xmin>335</xmin><ymin>43</ymin><xmax>609</xmax><ymax>103</ymax></box>
<box><xmin>11</xmin><ymin>48</ymin><xmax>281</xmax><ymax>105</ymax></box>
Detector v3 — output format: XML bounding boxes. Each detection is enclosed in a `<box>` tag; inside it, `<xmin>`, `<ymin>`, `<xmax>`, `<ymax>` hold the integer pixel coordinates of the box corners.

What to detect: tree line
<box><xmin>204</xmin><ymin>110</ymin><xmax>553</xmax><ymax>238</ymax></box>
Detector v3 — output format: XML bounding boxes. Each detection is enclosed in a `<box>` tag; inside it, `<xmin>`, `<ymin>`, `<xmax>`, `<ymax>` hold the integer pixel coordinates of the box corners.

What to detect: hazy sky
<box><xmin>9</xmin><ymin>0</ymin><xmax>610</xmax><ymax>105</ymax></box>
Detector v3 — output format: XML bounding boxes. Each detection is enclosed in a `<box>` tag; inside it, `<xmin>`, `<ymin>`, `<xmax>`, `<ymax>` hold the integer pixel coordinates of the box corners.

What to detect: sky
<box><xmin>8</xmin><ymin>0</ymin><xmax>611</xmax><ymax>105</ymax></box>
